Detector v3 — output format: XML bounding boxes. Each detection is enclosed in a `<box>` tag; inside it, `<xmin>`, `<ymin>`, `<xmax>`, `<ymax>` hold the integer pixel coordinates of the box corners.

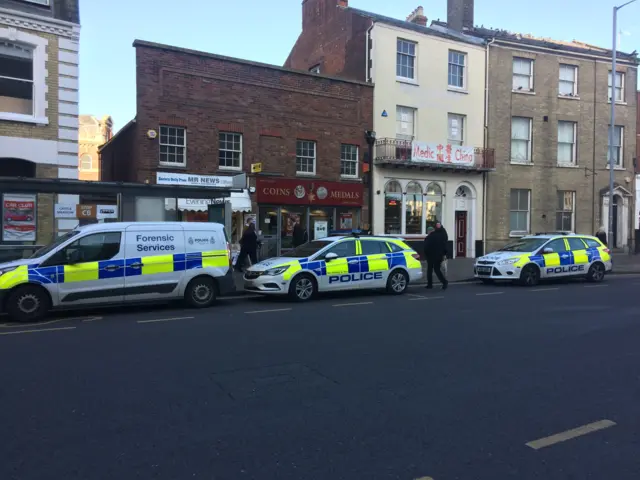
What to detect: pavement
<box><xmin>2</xmin><ymin>274</ymin><xmax>640</xmax><ymax>479</ymax></box>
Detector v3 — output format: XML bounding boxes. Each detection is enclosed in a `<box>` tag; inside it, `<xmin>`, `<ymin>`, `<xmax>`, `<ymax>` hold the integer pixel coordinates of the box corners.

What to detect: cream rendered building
<box><xmin>367</xmin><ymin>8</ymin><xmax>493</xmax><ymax>258</ymax></box>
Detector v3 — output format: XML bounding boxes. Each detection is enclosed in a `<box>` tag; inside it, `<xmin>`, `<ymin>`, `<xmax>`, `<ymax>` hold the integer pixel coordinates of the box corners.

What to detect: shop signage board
<box><xmin>76</xmin><ymin>204</ymin><xmax>97</xmax><ymax>219</ymax></box>
<box><xmin>411</xmin><ymin>141</ymin><xmax>475</xmax><ymax>166</ymax></box>
<box><xmin>3</xmin><ymin>194</ymin><xmax>36</xmax><ymax>241</ymax></box>
<box><xmin>97</xmin><ymin>205</ymin><xmax>118</xmax><ymax>220</ymax></box>
<box><xmin>256</xmin><ymin>178</ymin><xmax>363</xmax><ymax>206</ymax></box>
<box><xmin>55</xmin><ymin>204</ymin><xmax>76</xmax><ymax>218</ymax></box>
<box><xmin>156</xmin><ymin>172</ymin><xmax>234</xmax><ymax>188</ymax></box>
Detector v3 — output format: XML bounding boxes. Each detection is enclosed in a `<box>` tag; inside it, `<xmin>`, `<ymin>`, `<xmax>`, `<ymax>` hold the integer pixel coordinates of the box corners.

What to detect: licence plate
<box><xmin>477</xmin><ymin>266</ymin><xmax>492</xmax><ymax>274</ymax></box>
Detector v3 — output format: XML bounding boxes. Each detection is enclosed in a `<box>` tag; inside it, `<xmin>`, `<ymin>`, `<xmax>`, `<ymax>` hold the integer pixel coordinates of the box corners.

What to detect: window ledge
<box><xmin>512</xmin><ymin>89</ymin><xmax>535</xmax><ymax>95</ymax></box>
<box><xmin>510</xmin><ymin>161</ymin><xmax>534</xmax><ymax>166</ymax></box>
<box><xmin>396</xmin><ymin>77</ymin><xmax>419</xmax><ymax>86</ymax></box>
<box><xmin>605</xmin><ymin>165</ymin><xmax>626</xmax><ymax>171</ymax></box>
<box><xmin>509</xmin><ymin>232</ymin><xmax>529</xmax><ymax>238</ymax></box>
<box><xmin>158</xmin><ymin>163</ymin><xmax>187</xmax><ymax>169</ymax></box>
<box><xmin>608</xmin><ymin>101</ymin><xmax>627</xmax><ymax>105</ymax></box>
<box><xmin>0</xmin><ymin>112</ymin><xmax>49</xmax><ymax>125</ymax></box>
<box><xmin>447</xmin><ymin>87</ymin><xmax>468</xmax><ymax>94</ymax></box>
<box><xmin>218</xmin><ymin>166</ymin><xmax>242</xmax><ymax>172</ymax></box>
<box><xmin>296</xmin><ymin>172</ymin><xmax>317</xmax><ymax>177</ymax></box>
<box><xmin>557</xmin><ymin>163</ymin><xmax>579</xmax><ymax>168</ymax></box>
<box><xmin>558</xmin><ymin>95</ymin><xmax>580</xmax><ymax>100</ymax></box>
<box><xmin>340</xmin><ymin>176</ymin><xmax>361</xmax><ymax>182</ymax></box>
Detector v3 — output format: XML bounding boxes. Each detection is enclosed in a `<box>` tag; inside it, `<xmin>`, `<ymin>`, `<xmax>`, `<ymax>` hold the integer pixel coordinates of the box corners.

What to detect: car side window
<box><xmin>543</xmin><ymin>239</ymin><xmax>567</xmax><ymax>253</ymax></box>
<box><xmin>386</xmin><ymin>242</ymin><xmax>403</xmax><ymax>253</ymax></box>
<box><xmin>46</xmin><ymin>232</ymin><xmax>122</xmax><ymax>266</ymax></box>
<box><xmin>322</xmin><ymin>240</ymin><xmax>357</xmax><ymax>259</ymax></box>
<box><xmin>567</xmin><ymin>238</ymin><xmax>587</xmax><ymax>251</ymax></box>
<box><xmin>584</xmin><ymin>238</ymin><xmax>601</xmax><ymax>248</ymax></box>
<box><xmin>360</xmin><ymin>240</ymin><xmax>387</xmax><ymax>255</ymax></box>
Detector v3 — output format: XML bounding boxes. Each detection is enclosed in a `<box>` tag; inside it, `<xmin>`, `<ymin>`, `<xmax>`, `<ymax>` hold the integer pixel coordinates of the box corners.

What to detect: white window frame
<box><xmin>340</xmin><ymin>144</ymin><xmax>359</xmax><ymax>179</ymax></box>
<box><xmin>448</xmin><ymin>50</ymin><xmax>467</xmax><ymax>89</ymax></box>
<box><xmin>608</xmin><ymin>71</ymin><xmax>625</xmax><ymax>103</ymax></box>
<box><xmin>396</xmin><ymin>105</ymin><xmax>416</xmax><ymax>141</ymax></box>
<box><xmin>510</xmin><ymin>116</ymin><xmax>533</xmax><ymax>164</ymax></box>
<box><xmin>557</xmin><ymin>121</ymin><xmax>577</xmax><ymax>166</ymax></box>
<box><xmin>296</xmin><ymin>140</ymin><xmax>316</xmax><ymax>175</ymax></box>
<box><xmin>558</xmin><ymin>64</ymin><xmax>578</xmax><ymax>96</ymax></box>
<box><xmin>0</xmin><ymin>28</ymin><xmax>48</xmax><ymax>124</ymax></box>
<box><xmin>447</xmin><ymin>113</ymin><xmax>465</xmax><ymax>146</ymax></box>
<box><xmin>555</xmin><ymin>191</ymin><xmax>576</xmax><ymax>232</ymax></box>
<box><xmin>509</xmin><ymin>189</ymin><xmax>531</xmax><ymax>237</ymax></box>
<box><xmin>218</xmin><ymin>132</ymin><xmax>243</xmax><ymax>171</ymax></box>
<box><xmin>512</xmin><ymin>57</ymin><xmax>534</xmax><ymax>91</ymax></box>
<box><xmin>159</xmin><ymin>125</ymin><xmax>187</xmax><ymax>167</ymax></box>
<box><xmin>607</xmin><ymin>125</ymin><xmax>624</xmax><ymax>168</ymax></box>
<box><xmin>396</xmin><ymin>39</ymin><xmax>417</xmax><ymax>81</ymax></box>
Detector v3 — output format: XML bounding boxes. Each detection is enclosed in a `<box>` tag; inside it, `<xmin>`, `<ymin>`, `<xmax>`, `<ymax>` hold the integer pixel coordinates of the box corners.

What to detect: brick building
<box><xmin>0</xmin><ymin>0</ymin><xmax>80</xmax><ymax>245</ymax></box>
<box><xmin>78</xmin><ymin>114</ymin><xmax>113</xmax><ymax>181</ymax></box>
<box><xmin>100</xmin><ymin>40</ymin><xmax>373</xmax><ymax>253</ymax></box>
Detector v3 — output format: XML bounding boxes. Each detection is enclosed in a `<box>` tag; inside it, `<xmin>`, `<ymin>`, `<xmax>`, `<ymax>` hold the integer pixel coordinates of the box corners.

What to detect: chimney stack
<box><xmin>337</xmin><ymin>0</ymin><xmax>348</xmax><ymax>7</ymax></box>
<box><xmin>406</xmin><ymin>6</ymin><xmax>428</xmax><ymax>26</ymax></box>
<box><xmin>447</xmin><ymin>0</ymin><xmax>474</xmax><ymax>31</ymax></box>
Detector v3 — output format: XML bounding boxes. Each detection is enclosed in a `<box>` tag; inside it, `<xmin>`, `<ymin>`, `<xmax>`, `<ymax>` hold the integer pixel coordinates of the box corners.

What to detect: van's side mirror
<box><xmin>324</xmin><ymin>252</ymin><xmax>338</xmax><ymax>261</ymax></box>
<box><xmin>543</xmin><ymin>247</ymin><xmax>554</xmax><ymax>254</ymax></box>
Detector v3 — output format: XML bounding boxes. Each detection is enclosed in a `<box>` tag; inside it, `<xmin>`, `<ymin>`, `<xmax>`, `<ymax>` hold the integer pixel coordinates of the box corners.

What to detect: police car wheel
<box><xmin>289</xmin><ymin>274</ymin><xmax>316</xmax><ymax>302</ymax></box>
<box><xmin>185</xmin><ymin>276</ymin><xmax>217</xmax><ymax>308</ymax></box>
<box><xmin>519</xmin><ymin>265</ymin><xmax>540</xmax><ymax>287</ymax></box>
<box><xmin>587</xmin><ymin>262</ymin><xmax>606</xmax><ymax>282</ymax></box>
<box><xmin>386</xmin><ymin>270</ymin><xmax>409</xmax><ymax>295</ymax></box>
<box><xmin>6</xmin><ymin>285</ymin><xmax>51</xmax><ymax>323</ymax></box>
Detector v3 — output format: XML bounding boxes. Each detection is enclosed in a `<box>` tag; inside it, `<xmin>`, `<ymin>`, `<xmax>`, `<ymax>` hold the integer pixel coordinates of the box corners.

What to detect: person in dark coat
<box><xmin>423</xmin><ymin>222</ymin><xmax>449</xmax><ymax>290</ymax></box>
<box><xmin>292</xmin><ymin>222</ymin><xmax>308</xmax><ymax>247</ymax></box>
<box><xmin>595</xmin><ymin>226</ymin><xmax>607</xmax><ymax>246</ymax></box>
<box><xmin>235</xmin><ymin>222</ymin><xmax>258</xmax><ymax>272</ymax></box>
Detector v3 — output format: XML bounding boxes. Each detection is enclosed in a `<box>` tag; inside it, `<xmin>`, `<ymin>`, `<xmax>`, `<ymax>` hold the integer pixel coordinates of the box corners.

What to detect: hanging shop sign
<box><xmin>411</xmin><ymin>141</ymin><xmax>475</xmax><ymax>166</ymax></box>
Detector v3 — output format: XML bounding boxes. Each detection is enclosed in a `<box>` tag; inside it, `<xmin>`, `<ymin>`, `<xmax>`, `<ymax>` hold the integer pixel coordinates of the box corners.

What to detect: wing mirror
<box><xmin>324</xmin><ymin>252</ymin><xmax>338</xmax><ymax>261</ymax></box>
<box><xmin>543</xmin><ymin>247</ymin><xmax>554</xmax><ymax>254</ymax></box>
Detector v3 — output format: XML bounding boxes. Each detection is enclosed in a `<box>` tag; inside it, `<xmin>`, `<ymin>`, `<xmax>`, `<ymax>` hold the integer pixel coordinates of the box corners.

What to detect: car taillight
<box><xmin>412</xmin><ymin>252</ymin><xmax>421</xmax><ymax>261</ymax></box>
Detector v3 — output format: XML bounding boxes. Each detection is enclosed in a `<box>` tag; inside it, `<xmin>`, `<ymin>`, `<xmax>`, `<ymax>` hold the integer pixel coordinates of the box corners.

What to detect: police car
<box><xmin>243</xmin><ymin>233</ymin><xmax>423</xmax><ymax>301</ymax></box>
<box><xmin>0</xmin><ymin>222</ymin><xmax>235</xmax><ymax>322</ymax></box>
<box><xmin>474</xmin><ymin>232</ymin><xmax>612</xmax><ymax>286</ymax></box>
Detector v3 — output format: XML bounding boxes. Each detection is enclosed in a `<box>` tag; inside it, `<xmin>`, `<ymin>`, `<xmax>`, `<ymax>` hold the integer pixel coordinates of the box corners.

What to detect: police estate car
<box><xmin>244</xmin><ymin>234</ymin><xmax>423</xmax><ymax>301</ymax></box>
<box><xmin>474</xmin><ymin>232</ymin><xmax>612</xmax><ymax>286</ymax></box>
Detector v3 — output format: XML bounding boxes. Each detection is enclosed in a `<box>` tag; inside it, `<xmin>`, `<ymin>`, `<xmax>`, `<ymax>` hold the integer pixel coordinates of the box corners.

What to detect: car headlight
<box><xmin>496</xmin><ymin>258</ymin><xmax>519</xmax><ymax>266</ymax></box>
<box><xmin>263</xmin><ymin>266</ymin><xmax>290</xmax><ymax>276</ymax></box>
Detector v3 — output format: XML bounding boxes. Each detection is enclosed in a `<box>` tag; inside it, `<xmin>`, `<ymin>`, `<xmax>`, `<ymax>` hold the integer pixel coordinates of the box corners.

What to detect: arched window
<box><xmin>425</xmin><ymin>182</ymin><xmax>443</xmax><ymax>229</ymax></box>
<box><xmin>80</xmin><ymin>154</ymin><xmax>93</xmax><ymax>171</ymax></box>
<box><xmin>405</xmin><ymin>181</ymin><xmax>423</xmax><ymax>234</ymax></box>
<box><xmin>384</xmin><ymin>180</ymin><xmax>402</xmax><ymax>234</ymax></box>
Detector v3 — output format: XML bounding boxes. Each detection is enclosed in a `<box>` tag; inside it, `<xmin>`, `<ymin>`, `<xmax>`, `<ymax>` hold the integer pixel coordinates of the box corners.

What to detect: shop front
<box><xmin>256</xmin><ymin>178</ymin><xmax>363</xmax><ymax>257</ymax></box>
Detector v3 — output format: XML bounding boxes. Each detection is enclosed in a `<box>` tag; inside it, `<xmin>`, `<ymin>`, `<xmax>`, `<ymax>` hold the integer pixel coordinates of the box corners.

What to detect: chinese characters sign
<box><xmin>411</xmin><ymin>141</ymin><xmax>475</xmax><ymax>166</ymax></box>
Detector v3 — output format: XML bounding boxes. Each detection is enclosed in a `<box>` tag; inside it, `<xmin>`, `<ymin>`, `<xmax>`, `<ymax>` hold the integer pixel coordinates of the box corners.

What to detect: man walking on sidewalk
<box><xmin>424</xmin><ymin>223</ymin><xmax>448</xmax><ymax>290</ymax></box>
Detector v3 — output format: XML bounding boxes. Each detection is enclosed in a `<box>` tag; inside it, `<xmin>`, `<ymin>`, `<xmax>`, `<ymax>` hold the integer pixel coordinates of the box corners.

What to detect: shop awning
<box><xmin>164</xmin><ymin>190</ymin><xmax>252</xmax><ymax>212</ymax></box>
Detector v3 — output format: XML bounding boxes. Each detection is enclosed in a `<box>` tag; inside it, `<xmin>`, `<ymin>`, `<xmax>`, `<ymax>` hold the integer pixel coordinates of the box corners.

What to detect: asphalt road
<box><xmin>2</xmin><ymin>276</ymin><xmax>640</xmax><ymax>480</ymax></box>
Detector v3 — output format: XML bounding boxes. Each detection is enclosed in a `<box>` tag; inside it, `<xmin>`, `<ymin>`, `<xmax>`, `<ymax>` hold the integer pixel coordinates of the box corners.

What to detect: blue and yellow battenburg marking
<box><xmin>0</xmin><ymin>250</ymin><xmax>229</xmax><ymax>290</ymax></box>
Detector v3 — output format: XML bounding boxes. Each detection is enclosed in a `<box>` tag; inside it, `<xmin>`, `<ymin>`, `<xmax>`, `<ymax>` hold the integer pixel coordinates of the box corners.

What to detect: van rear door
<box><xmin>123</xmin><ymin>224</ymin><xmax>186</xmax><ymax>302</ymax></box>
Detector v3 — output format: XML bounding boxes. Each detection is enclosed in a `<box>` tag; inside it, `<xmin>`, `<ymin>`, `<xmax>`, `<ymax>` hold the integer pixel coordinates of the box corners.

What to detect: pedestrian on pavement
<box><xmin>236</xmin><ymin>222</ymin><xmax>258</xmax><ymax>273</ymax></box>
<box><xmin>595</xmin><ymin>226</ymin><xmax>607</xmax><ymax>246</ymax></box>
<box><xmin>424</xmin><ymin>223</ymin><xmax>448</xmax><ymax>290</ymax></box>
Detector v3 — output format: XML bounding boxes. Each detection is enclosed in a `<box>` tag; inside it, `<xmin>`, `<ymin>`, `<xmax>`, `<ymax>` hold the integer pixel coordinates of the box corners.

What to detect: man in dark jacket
<box><xmin>423</xmin><ymin>222</ymin><xmax>448</xmax><ymax>290</ymax></box>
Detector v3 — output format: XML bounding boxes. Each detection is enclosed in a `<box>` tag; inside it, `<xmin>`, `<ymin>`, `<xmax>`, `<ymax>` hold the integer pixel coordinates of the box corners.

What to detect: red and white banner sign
<box><xmin>3</xmin><ymin>194</ymin><xmax>36</xmax><ymax>241</ymax></box>
<box><xmin>411</xmin><ymin>141</ymin><xmax>475</xmax><ymax>166</ymax></box>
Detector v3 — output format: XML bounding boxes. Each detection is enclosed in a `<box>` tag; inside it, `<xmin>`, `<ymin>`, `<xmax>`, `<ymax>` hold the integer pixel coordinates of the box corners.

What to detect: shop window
<box><xmin>425</xmin><ymin>182</ymin><xmax>442</xmax><ymax>229</ymax></box>
<box><xmin>405</xmin><ymin>181</ymin><xmax>423</xmax><ymax>234</ymax></box>
<box><xmin>384</xmin><ymin>180</ymin><xmax>402</xmax><ymax>234</ymax></box>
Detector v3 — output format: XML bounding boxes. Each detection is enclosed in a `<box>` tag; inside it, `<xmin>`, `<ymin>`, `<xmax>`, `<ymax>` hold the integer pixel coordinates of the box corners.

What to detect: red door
<box><xmin>455</xmin><ymin>211</ymin><xmax>467</xmax><ymax>258</ymax></box>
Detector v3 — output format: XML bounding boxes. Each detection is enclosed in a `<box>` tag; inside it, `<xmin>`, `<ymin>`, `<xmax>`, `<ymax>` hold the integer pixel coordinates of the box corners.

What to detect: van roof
<box><xmin>75</xmin><ymin>222</ymin><xmax>226</xmax><ymax>233</ymax></box>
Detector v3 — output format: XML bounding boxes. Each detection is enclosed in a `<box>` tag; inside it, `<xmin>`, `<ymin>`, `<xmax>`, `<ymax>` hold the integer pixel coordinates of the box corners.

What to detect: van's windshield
<box><xmin>29</xmin><ymin>230</ymin><xmax>80</xmax><ymax>259</ymax></box>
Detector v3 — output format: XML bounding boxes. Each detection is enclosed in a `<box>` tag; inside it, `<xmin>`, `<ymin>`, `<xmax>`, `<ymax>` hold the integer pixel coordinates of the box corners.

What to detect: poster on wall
<box><xmin>286</xmin><ymin>213</ymin><xmax>300</xmax><ymax>235</ymax></box>
<box><xmin>3</xmin><ymin>194</ymin><xmax>36</xmax><ymax>241</ymax></box>
<box><xmin>339</xmin><ymin>213</ymin><xmax>353</xmax><ymax>230</ymax></box>
<box><xmin>314</xmin><ymin>220</ymin><xmax>328</xmax><ymax>239</ymax></box>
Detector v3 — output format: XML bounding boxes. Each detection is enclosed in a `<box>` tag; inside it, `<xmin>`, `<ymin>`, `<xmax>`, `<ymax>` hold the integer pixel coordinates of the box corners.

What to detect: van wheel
<box><xmin>288</xmin><ymin>273</ymin><xmax>316</xmax><ymax>302</ymax></box>
<box><xmin>6</xmin><ymin>285</ymin><xmax>51</xmax><ymax>323</ymax></box>
<box><xmin>587</xmin><ymin>262</ymin><xmax>606</xmax><ymax>282</ymax></box>
<box><xmin>185</xmin><ymin>276</ymin><xmax>217</xmax><ymax>308</ymax></box>
<box><xmin>518</xmin><ymin>265</ymin><xmax>540</xmax><ymax>287</ymax></box>
<box><xmin>386</xmin><ymin>269</ymin><xmax>409</xmax><ymax>295</ymax></box>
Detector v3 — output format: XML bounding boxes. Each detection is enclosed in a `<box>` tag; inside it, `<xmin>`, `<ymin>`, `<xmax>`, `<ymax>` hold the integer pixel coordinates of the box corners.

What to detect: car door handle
<box><xmin>104</xmin><ymin>265</ymin><xmax>121</xmax><ymax>272</ymax></box>
<box><xmin>129</xmin><ymin>262</ymin><xmax>142</xmax><ymax>268</ymax></box>
<box><xmin>348</xmin><ymin>260</ymin><xmax>359</xmax><ymax>264</ymax></box>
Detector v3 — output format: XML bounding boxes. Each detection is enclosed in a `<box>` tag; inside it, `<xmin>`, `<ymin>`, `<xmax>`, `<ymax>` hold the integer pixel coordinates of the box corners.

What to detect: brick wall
<box><xmin>485</xmin><ymin>44</ymin><xmax>638</xmax><ymax>251</ymax></box>
<box><xmin>131</xmin><ymin>41</ymin><xmax>373</xmax><ymax>188</ymax></box>
<box><xmin>285</xmin><ymin>0</ymin><xmax>371</xmax><ymax>81</ymax></box>
<box><xmin>34</xmin><ymin>164</ymin><xmax>57</xmax><ymax>245</ymax></box>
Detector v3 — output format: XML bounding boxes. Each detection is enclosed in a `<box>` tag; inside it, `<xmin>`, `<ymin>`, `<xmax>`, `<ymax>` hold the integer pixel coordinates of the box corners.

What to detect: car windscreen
<box><xmin>498</xmin><ymin>238</ymin><xmax>548</xmax><ymax>253</ymax></box>
<box><xmin>29</xmin><ymin>230</ymin><xmax>80</xmax><ymax>259</ymax></box>
<box><xmin>288</xmin><ymin>240</ymin><xmax>333</xmax><ymax>258</ymax></box>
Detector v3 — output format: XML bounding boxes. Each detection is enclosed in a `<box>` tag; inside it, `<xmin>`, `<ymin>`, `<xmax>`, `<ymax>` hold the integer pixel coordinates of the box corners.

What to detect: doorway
<box><xmin>455</xmin><ymin>211</ymin><xmax>467</xmax><ymax>258</ymax></box>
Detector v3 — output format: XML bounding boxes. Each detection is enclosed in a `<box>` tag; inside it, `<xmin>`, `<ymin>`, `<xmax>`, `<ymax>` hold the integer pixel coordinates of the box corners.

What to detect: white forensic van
<box><xmin>0</xmin><ymin>222</ymin><xmax>235</xmax><ymax>322</ymax></box>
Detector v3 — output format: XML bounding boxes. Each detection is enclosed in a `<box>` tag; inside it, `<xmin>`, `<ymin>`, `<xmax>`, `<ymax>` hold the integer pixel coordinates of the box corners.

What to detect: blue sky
<box><xmin>79</xmin><ymin>0</ymin><xmax>639</xmax><ymax>132</ymax></box>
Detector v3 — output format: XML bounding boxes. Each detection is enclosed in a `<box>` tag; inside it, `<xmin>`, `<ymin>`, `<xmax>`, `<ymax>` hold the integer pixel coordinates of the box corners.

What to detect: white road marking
<box><xmin>137</xmin><ymin>316</ymin><xmax>195</xmax><ymax>324</ymax></box>
<box><xmin>585</xmin><ymin>284</ymin><xmax>608</xmax><ymax>288</ymax></box>
<box><xmin>525</xmin><ymin>419</ymin><xmax>616</xmax><ymax>450</ymax></box>
<box><xmin>332</xmin><ymin>301</ymin><xmax>373</xmax><ymax>307</ymax></box>
<box><xmin>407</xmin><ymin>293</ymin><xmax>426</xmax><ymax>298</ymax></box>
<box><xmin>82</xmin><ymin>316</ymin><xmax>103</xmax><ymax>322</ymax></box>
<box><xmin>476</xmin><ymin>292</ymin><xmax>504</xmax><ymax>296</ymax></box>
<box><xmin>0</xmin><ymin>318</ymin><xmax>66</xmax><ymax>328</ymax></box>
<box><xmin>409</xmin><ymin>296</ymin><xmax>445</xmax><ymax>301</ymax></box>
<box><xmin>531</xmin><ymin>287</ymin><xmax>559</xmax><ymax>292</ymax></box>
<box><xmin>245</xmin><ymin>308</ymin><xmax>292</xmax><ymax>314</ymax></box>
<box><xmin>0</xmin><ymin>326</ymin><xmax>76</xmax><ymax>336</ymax></box>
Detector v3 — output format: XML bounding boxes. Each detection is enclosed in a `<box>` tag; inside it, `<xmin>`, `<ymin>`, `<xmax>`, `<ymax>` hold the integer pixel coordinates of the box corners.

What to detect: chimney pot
<box><xmin>337</xmin><ymin>0</ymin><xmax>348</xmax><ymax>7</ymax></box>
<box><xmin>406</xmin><ymin>5</ymin><xmax>428</xmax><ymax>26</ymax></box>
